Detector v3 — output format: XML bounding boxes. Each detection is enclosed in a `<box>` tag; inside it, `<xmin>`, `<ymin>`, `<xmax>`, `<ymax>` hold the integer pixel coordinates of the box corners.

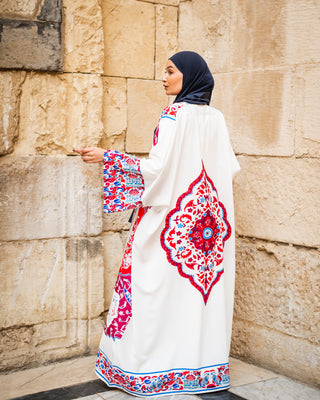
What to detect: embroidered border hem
<box><xmin>95</xmin><ymin>349</ymin><xmax>230</xmax><ymax>397</ymax></box>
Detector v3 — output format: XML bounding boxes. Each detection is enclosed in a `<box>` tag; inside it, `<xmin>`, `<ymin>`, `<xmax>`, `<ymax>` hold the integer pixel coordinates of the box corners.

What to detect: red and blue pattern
<box><xmin>161</xmin><ymin>163</ymin><xmax>231</xmax><ymax>304</ymax></box>
<box><xmin>103</xmin><ymin>150</ymin><xmax>144</xmax><ymax>213</ymax></box>
<box><xmin>96</xmin><ymin>349</ymin><xmax>230</xmax><ymax>396</ymax></box>
<box><xmin>153</xmin><ymin>103</ymin><xmax>184</xmax><ymax>146</ymax></box>
<box><xmin>105</xmin><ymin>208</ymin><xmax>147</xmax><ymax>340</ymax></box>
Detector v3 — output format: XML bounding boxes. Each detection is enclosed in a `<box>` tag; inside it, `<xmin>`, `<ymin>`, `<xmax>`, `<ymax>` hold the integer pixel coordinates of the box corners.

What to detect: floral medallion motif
<box><xmin>160</xmin><ymin>164</ymin><xmax>231</xmax><ymax>304</ymax></box>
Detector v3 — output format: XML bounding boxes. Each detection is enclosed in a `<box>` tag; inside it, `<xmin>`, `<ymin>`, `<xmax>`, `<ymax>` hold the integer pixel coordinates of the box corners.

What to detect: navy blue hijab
<box><xmin>169</xmin><ymin>51</ymin><xmax>214</xmax><ymax>105</ymax></box>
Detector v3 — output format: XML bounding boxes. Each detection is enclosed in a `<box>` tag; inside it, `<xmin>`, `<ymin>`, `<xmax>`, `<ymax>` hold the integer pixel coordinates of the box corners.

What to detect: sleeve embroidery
<box><xmin>103</xmin><ymin>150</ymin><xmax>145</xmax><ymax>213</ymax></box>
<box><xmin>153</xmin><ymin>102</ymin><xmax>184</xmax><ymax>146</ymax></box>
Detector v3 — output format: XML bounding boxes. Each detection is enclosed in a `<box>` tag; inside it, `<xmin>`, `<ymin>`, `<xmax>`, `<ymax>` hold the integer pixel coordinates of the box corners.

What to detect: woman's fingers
<box><xmin>73</xmin><ymin>147</ymin><xmax>105</xmax><ymax>163</ymax></box>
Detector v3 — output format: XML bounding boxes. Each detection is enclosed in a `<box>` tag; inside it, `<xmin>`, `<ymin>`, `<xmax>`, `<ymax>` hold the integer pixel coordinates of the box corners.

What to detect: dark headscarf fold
<box><xmin>169</xmin><ymin>51</ymin><xmax>214</xmax><ymax>105</ymax></box>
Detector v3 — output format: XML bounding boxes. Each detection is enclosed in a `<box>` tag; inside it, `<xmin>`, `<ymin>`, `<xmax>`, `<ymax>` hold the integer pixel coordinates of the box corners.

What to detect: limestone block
<box><xmin>102</xmin><ymin>0</ymin><xmax>155</xmax><ymax>78</ymax></box>
<box><xmin>126</xmin><ymin>79</ymin><xmax>168</xmax><ymax>153</ymax></box>
<box><xmin>64</xmin><ymin>0</ymin><xmax>104</xmax><ymax>73</ymax></box>
<box><xmin>0</xmin><ymin>20</ymin><xmax>62</xmax><ymax>71</ymax></box>
<box><xmin>0</xmin><ymin>237</ymin><xmax>104</xmax><ymax>328</ymax></box>
<box><xmin>234</xmin><ymin>157</ymin><xmax>320</xmax><ymax>247</ymax></box>
<box><xmin>0</xmin><ymin>327</ymin><xmax>35</xmax><ymax>371</ymax></box>
<box><xmin>155</xmin><ymin>5</ymin><xmax>178</xmax><ymax>80</ymax></box>
<box><xmin>212</xmin><ymin>70</ymin><xmax>294</xmax><ymax>156</ymax></box>
<box><xmin>295</xmin><ymin>65</ymin><xmax>320</xmax><ymax>157</ymax></box>
<box><xmin>88</xmin><ymin>317</ymin><xmax>104</xmax><ymax>351</ymax></box>
<box><xmin>230</xmin><ymin>0</ymin><xmax>286</xmax><ymax>70</ymax></box>
<box><xmin>137</xmin><ymin>0</ymin><xmax>178</xmax><ymax>5</ymax></box>
<box><xmin>234</xmin><ymin>238</ymin><xmax>320</xmax><ymax>345</ymax></box>
<box><xmin>0</xmin><ymin>0</ymin><xmax>44</xmax><ymax>19</ymax></box>
<box><xmin>102</xmin><ymin>232</ymin><xmax>126</xmax><ymax>309</ymax></box>
<box><xmin>286</xmin><ymin>0</ymin><xmax>320</xmax><ymax>65</ymax></box>
<box><xmin>0</xmin><ymin>318</ymin><xmax>103</xmax><ymax>372</ymax></box>
<box><xmin>0</xmin><ymin>71</ymin><xmax>26</xmax><ymax>155</ymax></box>
<box><xmin>231</xmin><ymin>320</ymin><xmax>320</xmax><ymax>387</ymax></box>
<box><xmin>103</xmin><ymin>209</ymin><xmax>132</xmax><ymax>232</ymax></box>
<box><xmin>178</xmin><ymin>0</ymin><xmax>230</xmax><ymax>73</ymax></box>
<box><xmin>37</xmin><ymin>0</ymin><xmax>62</xmax><ymax>23</ymax></box>
<box><xmin>0</xmin><ymin>157</ymin><xmax>103</xmax><ymax>241</ymax></box>
<box><xmin>100</xmin><ymin>77</ymin><xmax>127</xmax><ymax>151</ymax></box>
<box><xmin>14</xmin><ymin>72</ymin><xmax>104</xmax><ymax>155</ymax></box>
<box><xmin>65</xmin><ymin>238</ymin><xmax>104</xmax><ymax>319</ymax></box>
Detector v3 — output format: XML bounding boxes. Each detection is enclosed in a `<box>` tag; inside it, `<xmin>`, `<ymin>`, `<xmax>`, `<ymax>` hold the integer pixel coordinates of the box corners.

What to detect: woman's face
<box><xmin>162</xmin><ymin>60</ymin><xmax>183</xmax><ymax>95</ymax></box>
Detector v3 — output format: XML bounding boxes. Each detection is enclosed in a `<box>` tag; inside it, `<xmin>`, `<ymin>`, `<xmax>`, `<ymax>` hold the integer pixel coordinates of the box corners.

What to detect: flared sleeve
<box><xmin>103</xmin><ymin>150</ymin><xmax>144</xmax><ymax>213</ymax></box>
<box><xmin>103</xmin><ymin>103</ymin><xmax>184</xmax><ymax>213</ymax></box>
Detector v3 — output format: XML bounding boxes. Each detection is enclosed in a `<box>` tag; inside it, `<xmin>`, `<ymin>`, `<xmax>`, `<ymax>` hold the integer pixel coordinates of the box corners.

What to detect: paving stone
<box><xmin>230</xmin><ymin>377</ymin><xmax>320</xmax><ymax>400</ymax></box>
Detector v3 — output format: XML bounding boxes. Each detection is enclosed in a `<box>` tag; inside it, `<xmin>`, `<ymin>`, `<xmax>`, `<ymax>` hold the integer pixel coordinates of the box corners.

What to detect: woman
<box><xmin>75</xmin><ymin>51</ymin><xmax>240</xmax><ymax>397</ymax></box>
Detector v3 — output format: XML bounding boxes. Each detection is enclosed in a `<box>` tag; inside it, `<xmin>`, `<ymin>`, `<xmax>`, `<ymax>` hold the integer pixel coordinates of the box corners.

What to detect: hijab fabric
<box><xmin>169</xmin><ymin>51</ymin><xmax>214</xmax><ymax>105</ymax></box>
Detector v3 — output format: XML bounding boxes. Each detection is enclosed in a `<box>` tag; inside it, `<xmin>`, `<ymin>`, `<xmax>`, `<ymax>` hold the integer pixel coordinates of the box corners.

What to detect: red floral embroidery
<box><xmin>104</xmin><ymin>150</ymin><xmax>145</xmax><ymax>213</ymax></box>
<box><xmin>160</xmin><ymin>163</ymin><xmax>231</xmax><ymax>304</ymax></box>
<box><xmin>96</xmin><ymin>349</ymin><xmax>230</xmax><ymax>396</ymax></box>
<box><xmin>153</xmin><ymin>103</ymin><xmax>184</xmax><ymax>146</ymax></box>
<box><xmin>105</xmin><ymin>208</ymin><xmax>147</xmax><ymax>340</ymax></box>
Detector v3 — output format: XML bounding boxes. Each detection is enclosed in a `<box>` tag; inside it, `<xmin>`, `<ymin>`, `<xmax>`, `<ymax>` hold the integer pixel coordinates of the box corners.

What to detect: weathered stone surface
<box><xmin>0</xmin><ymin>1</ymin><xmax>44</xmax><ymax>19</ymax></box>
<box><xmin>231</xmin><ymin>320</ymin><xmax>320</xmax><ymax>387</ymax></box>
<box><xmin>100</xmin><ymin>77</ymin><xmax>127</xmax><ymax>152</ymax></box>
<box><xmin>234</xmin><ymin>238</ymin><xmax>320</xmax><ymax>345</ymax></box>
<box><xmin>295</xmin><ymin>65</ymin><xmax>320</xmax><ymax>157</ymax></box>
<box><xmin>0</xmin><ymin>157</ymin><xmax>103</xmax><ymax>241</ymax></box>
<box><xmin>137</xmin><ymin>0</ymin><xmax>178</xmax><ymax>5</ymax></box>
<box><xmin>64</xmin><ymin>0</ymin><xmax>103</xmax><ymax>73</ymax></box>
<box><xmin>14</xmin><ymin>72</ymin><xmax>104</xmax><ymax>155</ymax></box>
<box><xmin>102</xmin><ymin>0</ymin><xmax>155</xmax><ymax>78</ymax></box>
<box><xmin>126</xmin><ymin>79</ymin><xmax>168</xmax><ymax>153</ymax></box>
<box><xmin>286</xmin><ymin>0</ymin><xmax>320</xmax><ymax>65</ymax></box>
<box><xmin>212</xmin><ymin>70</ymin><xmax>294</xmax><ymax>156</ymax></box>
<box><xmin>179</xmin><ymin>0</ymin><xmax>230</xmax><ymax>73</ymax></box>
<box><xmin>155</xmin><ymin>5</ymin><xmax>178</xmax><ymax>80</ymax></box>
<box><xmin>0</xmin><ymin>326</ymin><xmax>35</xmax><ymax>371</ymax></box>
<box><xmin>234</xmin><ymin>157</ymin><xmax>320</xmax><ymax>247</ymax></box>
<box><xmin>37</xmin><ymin>0</ymin><xmax>62</xmax><ymax>23</ymax></box>
<box><xmin>102</xmin><ymin>232</ymin><xmax>126</xmax><ymax>309</ymax></box>
<box><xmin>230</xmin><ymin>0</ymin><xmax>286</xmax><ymax>70</ymax></box>
<box><xmin>0</xmin><ymin>20</ymin><xmax>62</xmax><ymax>71</ymax></box>
<box><xmin>103</xmin><ymin>210</ymin><xmax>132</xmax><ymax>232</ymax></box>
<box><xmin>0</xmin><ymin>71</ymin><xmax>26</xmax><ymax>155</ymax></box>
<box><xmin>0</xmin><ymin>237</ymin><xmax>104</xmax><ymax>327</ymax></box>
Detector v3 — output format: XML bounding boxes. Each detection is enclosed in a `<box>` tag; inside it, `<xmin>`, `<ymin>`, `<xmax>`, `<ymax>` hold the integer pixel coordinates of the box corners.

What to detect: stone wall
<box><xmin>0</xmin><ymin>0</ymin><xmax>319</xmax><ymax>388</ymax></box>
<box><xmin>0</xmin><ymin>0</ymin><xmax>176</xmax><ymax>371</ymax></box>
<box><xmin>178</xmin><ymin>0</ymin><xmax>320</xmax><ymax>386</ymax></box>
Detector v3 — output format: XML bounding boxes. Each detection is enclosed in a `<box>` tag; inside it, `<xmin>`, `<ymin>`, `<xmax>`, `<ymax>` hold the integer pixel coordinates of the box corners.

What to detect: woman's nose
<box><xmin>162</xmin><ymin>75</ymin><xmax>166</xmax><ymax>82</ymax></box>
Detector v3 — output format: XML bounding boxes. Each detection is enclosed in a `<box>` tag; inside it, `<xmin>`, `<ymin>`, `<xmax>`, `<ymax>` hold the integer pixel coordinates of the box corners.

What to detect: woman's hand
<box><xmin>73</xmin><ymin>147</ymin><xmax>105</xmax><ymax>163</ymax></box>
